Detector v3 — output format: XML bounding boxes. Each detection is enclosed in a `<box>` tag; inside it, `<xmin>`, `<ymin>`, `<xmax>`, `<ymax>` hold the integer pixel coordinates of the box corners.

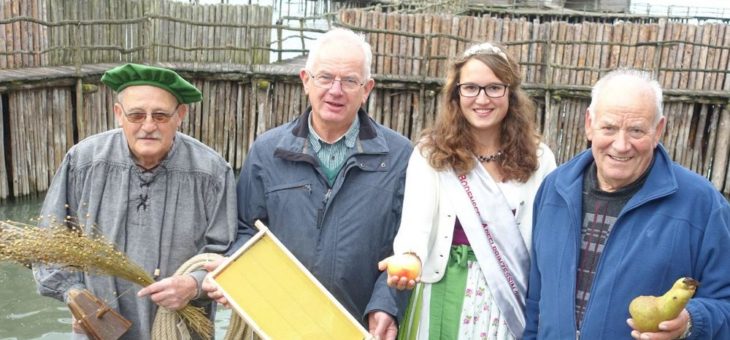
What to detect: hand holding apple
<box><xmin>378</xmin><ymin>253</ymin><xmax>421</xmax><ymax>290</ymax></box>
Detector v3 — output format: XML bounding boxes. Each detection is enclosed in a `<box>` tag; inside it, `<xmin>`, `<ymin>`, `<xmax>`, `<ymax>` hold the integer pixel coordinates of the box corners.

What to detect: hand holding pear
<box><xmin>629</xmin><ymin>277</ymin><xmax>699</xmax><ymax>332</ymax></box>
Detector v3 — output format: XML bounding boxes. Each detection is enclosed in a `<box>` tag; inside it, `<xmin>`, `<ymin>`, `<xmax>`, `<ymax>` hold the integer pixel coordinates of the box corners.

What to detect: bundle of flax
<box><xmin>0</xmin><ymin>219</ymin><xmax>212</xmax><ymax>340</ymax></box>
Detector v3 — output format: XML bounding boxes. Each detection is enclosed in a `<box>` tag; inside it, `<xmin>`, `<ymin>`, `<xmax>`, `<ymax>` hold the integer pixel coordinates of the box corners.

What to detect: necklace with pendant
<box><xmin>476</xmin><ymin>150</ymin><xmax>503</xmax><ymax>162</ymax></box>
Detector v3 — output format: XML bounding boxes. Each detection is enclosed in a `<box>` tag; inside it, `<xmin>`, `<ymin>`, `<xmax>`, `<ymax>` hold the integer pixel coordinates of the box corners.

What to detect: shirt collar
<box><xmin>307</xmin><ymin>115</ymin><xmax>359</xmax><ymax>152</ymax></box>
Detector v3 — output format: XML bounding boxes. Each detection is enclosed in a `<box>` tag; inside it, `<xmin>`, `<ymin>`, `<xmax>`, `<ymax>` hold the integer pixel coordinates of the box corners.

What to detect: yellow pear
<box><xmin>629</xmin><ymin>277</ymin><xmax>699</xmax><ymax>332</ymax></box>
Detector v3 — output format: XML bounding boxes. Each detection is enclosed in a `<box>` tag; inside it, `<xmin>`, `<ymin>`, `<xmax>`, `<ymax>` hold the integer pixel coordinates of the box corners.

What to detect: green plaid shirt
<box><xmin>308</xmin><ymin>117</ymin><xmax>359</xmax><ymax>185</ymax></box>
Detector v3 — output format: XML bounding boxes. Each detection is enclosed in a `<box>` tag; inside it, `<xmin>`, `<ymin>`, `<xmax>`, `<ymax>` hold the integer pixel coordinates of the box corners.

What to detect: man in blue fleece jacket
<box><xmin>524</xmin><ymin>69</ymin><xmax>730</xmax><ymax>339</ymax></box>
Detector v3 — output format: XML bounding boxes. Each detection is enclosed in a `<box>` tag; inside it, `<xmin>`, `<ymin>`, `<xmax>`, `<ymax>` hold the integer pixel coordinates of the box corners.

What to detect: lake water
<box><xmin>0</xmin><ymin>197</ymin><xmax>68</xmax><ymax>339</ymax></box>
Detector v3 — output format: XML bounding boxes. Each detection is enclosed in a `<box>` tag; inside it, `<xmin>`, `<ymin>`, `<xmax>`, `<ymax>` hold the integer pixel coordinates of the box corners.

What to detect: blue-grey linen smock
<box><xmin>33</xmin><ymin>129</ymin><xmax>238</xmax><ymax>340</ymax></box>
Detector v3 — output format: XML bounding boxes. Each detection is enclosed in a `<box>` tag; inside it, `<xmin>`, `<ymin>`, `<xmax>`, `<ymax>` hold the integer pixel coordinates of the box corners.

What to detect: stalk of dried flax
<box><xmin>0</xmin><ymin>219</ymin><xmax>212</xmax><ymax>340</ymax></box>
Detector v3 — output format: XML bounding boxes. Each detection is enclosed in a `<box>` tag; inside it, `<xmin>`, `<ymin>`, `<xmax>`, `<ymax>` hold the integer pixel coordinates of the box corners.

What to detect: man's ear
<box><xmin>654</xmin><ymin>116</ymin><xmax>666</xmax><ymax>147</ymax></box>
<box><xmin>584</xmin><ymin>108</ymin><xmax>593</xmax><ymax>141</ymax></box>
<box><xmin>299</xmin><ymin>69</ymin><xmax>310</xmax><ymax>95</ymax></box>
<box><xmin>362</xmin><ymin>78</ymin><xmax>375</xmax><ymax>105</ymax></box>
<box><xmin>113</xmin><ymin>103</ymin><xmax>123</xmax><ymax>126</ymax></box>
<box><xmin>176</xmin><ymin>104</ymin><xmax>188</xmax><ymax>128</ymax></box>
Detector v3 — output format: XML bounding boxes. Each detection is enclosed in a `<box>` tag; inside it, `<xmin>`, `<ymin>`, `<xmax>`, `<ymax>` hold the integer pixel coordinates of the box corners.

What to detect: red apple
<box><xmin>386</xmin><ymin>253</ymin><xmax>421</xmax><ymax>281</ymax></box>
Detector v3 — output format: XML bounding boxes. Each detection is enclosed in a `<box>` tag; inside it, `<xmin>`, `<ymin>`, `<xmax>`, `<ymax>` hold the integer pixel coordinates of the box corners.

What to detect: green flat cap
<box><xmin>101</xmin><ymin>63</ymin><xmax>202</xmax><ymax>104</ymax></box>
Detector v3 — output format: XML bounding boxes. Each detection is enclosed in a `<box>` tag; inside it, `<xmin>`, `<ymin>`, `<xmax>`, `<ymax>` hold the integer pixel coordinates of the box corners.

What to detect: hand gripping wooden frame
<box><xmin>210</xmin><ymin>220</ymin><xmax>373</xmax><ymax>339</ymax></box>
<box><xmin>66</xmin><ymin>289</ymin><xmax>131</xmax><ymax>340</ymax></box>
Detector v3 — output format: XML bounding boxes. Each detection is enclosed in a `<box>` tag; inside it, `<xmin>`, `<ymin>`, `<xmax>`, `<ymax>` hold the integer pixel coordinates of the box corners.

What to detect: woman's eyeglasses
<box><xmin>456</xmin><ymin>83</ymin><xmax>509</xmax><ymax>98</ymax></box>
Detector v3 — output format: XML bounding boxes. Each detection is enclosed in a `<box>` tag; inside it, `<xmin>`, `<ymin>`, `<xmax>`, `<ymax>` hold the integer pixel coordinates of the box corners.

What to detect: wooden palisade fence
<box><xmin>341</xmin><ymin>8</ymin><xmax>730</xmax><ymax>198</ymax></box>
<box><xmin>0</xmin><ymin>0</ymin><xmax>272</xmax><ymax>68</ymax></box>
<box><xmin>0</xmin><ymin>3</ymin><xmax>729</xmax><ymax>199</ymax></box>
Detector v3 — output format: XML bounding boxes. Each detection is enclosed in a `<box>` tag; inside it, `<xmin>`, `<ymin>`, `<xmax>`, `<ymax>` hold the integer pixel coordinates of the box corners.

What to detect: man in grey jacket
<box><xmin>204</xmin><ymin>28</ymin><xmax>413</xmax><ymax>339</ymax></box>
<box><xmin>33</xmin><ymin>63</ymin><xmax>238</xmax><ymax>339</ymax></box>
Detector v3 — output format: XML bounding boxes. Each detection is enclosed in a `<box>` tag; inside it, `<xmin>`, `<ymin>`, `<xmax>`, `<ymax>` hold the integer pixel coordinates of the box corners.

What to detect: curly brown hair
<box><xmin>420</xmin><ymin>42</ymin><xmax>540</xmax><ymax>182</ymax></box>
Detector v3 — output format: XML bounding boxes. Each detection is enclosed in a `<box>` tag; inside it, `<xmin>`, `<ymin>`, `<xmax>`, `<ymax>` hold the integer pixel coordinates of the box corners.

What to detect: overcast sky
<box><xmin>637</xmin><ymin>0</ymin><xmax>725</xmax><ymax>6</ymax></box>
<box><xmin>631</xmin><ymin>0</ymin><xmax>729</xmax><ymax>18</ymax></box>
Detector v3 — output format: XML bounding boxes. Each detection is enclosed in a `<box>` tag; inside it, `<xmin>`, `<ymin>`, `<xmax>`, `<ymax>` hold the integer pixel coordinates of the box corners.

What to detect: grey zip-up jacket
<box><xmin>231</xmin><ymin>108</ymin><xmax>413</xmax><ymax>326</ymax></box>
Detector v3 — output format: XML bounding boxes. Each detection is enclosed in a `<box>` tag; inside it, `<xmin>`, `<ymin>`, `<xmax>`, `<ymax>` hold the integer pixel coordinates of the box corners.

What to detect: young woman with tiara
<box><xmin>380</xmin><ymin>42</ymin><xmax>556</xmax><ymax>339</ymax></box>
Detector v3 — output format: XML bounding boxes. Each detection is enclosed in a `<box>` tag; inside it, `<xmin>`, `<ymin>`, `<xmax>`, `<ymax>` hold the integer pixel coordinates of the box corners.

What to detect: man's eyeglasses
<box><xmin>307</xmin><ymin>71</ymin><xmax>365</xmax><ymax>92</ymax></box>
<box><xmin>456</xmin><ymin>83</ymin><xmax>509</xmax><ymax>98</ymax></box>
<box><xmin>119</xmin><ymin>103</ymin><xmax>179</xmax><ymax>124</ymax></box>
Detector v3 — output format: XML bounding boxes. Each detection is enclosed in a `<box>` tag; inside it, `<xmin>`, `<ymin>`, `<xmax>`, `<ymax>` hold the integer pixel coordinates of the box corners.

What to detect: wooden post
<box><xmin>275</xmin><ymin>18</ymin><xmax>282</xmax><ymax>63</ymax></box>
<box><xmin>543</xmin><ymin>23</ymin><xmax>554</xmax><ymax>145</ymax></box>
<box><xmin>0</xmin><ymin>96</ymin><xmax>6</xmax><ymax>199</ymax></box>
<box><xmin>299</xmin><ymin>17</ymin><xmax>305</xmax><ymax>61</ymax></box>
<box><xmin>712</xmin><ymin>106</ymin><xmax>730</xmax><ymax>191</ymax></box>
<box><xmin>76</xmin><ymin>77</ymin><xmax>84</xmax><ymax>142</ymax></box>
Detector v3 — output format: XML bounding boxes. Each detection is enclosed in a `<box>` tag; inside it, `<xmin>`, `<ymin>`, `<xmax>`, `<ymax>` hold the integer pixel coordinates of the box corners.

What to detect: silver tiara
<box><xmin>463</xmin><ymin>43</ymin><xmax>508</xmax><ymax>61</ymax></box>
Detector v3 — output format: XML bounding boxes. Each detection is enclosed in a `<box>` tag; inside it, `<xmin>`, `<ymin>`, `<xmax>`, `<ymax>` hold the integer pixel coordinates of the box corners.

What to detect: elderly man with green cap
<box><xmin>33</xmin><ymin>63</ymin><xmax>237</xmax><ymax>339</ymax></box>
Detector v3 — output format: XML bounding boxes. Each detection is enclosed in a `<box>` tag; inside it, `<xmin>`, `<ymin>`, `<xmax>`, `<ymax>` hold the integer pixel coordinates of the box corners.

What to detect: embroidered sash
<box><xmin>440</xmin><ymin>164</ymin><xmax>530</xmax><ymax>338</ymax></box>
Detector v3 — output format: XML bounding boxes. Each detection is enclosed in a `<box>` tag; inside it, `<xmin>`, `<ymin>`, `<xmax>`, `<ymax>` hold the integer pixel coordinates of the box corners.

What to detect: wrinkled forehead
<box><xmin>594</xmin><ymin>110</ymin><xmax>655</xmax><ymax>129</ymax></box>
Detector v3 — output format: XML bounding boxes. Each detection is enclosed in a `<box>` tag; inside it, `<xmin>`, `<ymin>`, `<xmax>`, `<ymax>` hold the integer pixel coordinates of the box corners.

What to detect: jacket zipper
<box><xmin>315</xmin><ymin>156</ymin><xmax>359</xmax><ymax>229</ymax></box>
<box><xmin>316</xmin><ymin>188</ymin><xmax>332</xmax><ymax>228</ymax></box>
<box><xmin>571</xmin><ymin>196</ymin><xmax>583</xmax><ymax>340</ymax></box>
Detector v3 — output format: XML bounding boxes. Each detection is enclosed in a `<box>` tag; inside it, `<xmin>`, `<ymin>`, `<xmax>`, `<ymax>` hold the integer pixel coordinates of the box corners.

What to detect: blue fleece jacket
<box><xmin>524</xmin><ymin>146</ymin><xmax>730</xmax><ymax>339</ymax></box>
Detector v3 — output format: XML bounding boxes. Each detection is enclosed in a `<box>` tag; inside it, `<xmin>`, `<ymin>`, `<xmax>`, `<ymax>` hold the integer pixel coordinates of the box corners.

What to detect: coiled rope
<box><xmin>150</xmin><ymin>253</ymin><xmax>258</xmax><ymax>340</ymax></box>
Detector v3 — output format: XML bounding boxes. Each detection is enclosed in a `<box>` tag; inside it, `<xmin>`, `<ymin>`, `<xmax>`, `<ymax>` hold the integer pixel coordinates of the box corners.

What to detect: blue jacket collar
<box><xmin>555</xmin><ymin>145</ymin><xmax>678</xmax><ymax>209</ymax></box>
<box><xmin>274</xmin><ymin>107</ymin><xmax>390</xmax><ymax>164</ymax></box>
